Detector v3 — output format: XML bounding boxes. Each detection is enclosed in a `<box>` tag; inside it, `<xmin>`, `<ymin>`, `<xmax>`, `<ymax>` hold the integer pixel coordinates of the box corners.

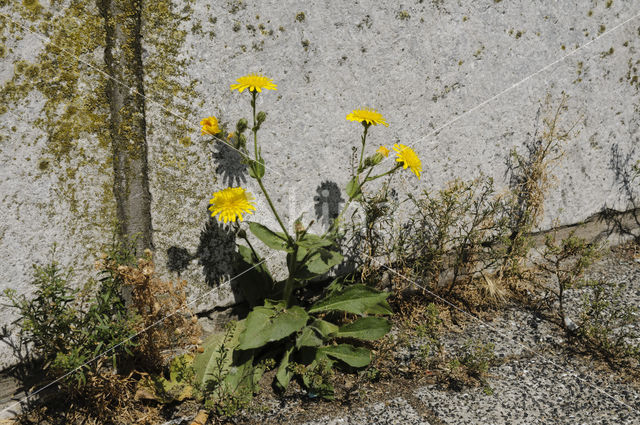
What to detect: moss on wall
<box><xmin>0</xmin><ymin>1</ymin><xmax>116</xmax><ymax>255</ymax></box>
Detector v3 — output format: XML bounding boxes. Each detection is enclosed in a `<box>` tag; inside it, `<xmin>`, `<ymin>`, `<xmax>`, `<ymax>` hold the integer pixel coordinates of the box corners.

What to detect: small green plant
<box><xmin>345</xmin><ymin>180</ymin><xmax>400</xmax><ymax>280</ymax></box>
<box><xmin>192</xmin><ymin>321</ymin><xmax>257</xmax><ymax>417</ymax></box>
<box><xmin>395</xmin><ymin>176</ymin><xmax>510</xmax><ymax>294</ymax></box>
<box><xmin>531</xmin><ymin>231</ymin><xmax>600</xmax><ymax>329</ymax></box>
<box><xmin>196</xmin><ymin>74</ymin><xmax>424</xmax><ymax>401</ymax></box>
<box><xmin>578</xmin><ymin>280</ymin><xmax>640</xmax><ymax>363</ymax></box>
<box><xmin>446</xmin><ymin>340</ymin><xmax>495</xmax><ymax>391</ymax></box>
<box><xmin>2</xmin><ymin>245</ymin><xmax>137</xmax><ymax>385</ymax></box>
<box><xmin>1</xmin><ymin>244</ymin><xmax>138</xmax><ymax>415</ymax></box>
<box><xmin>458</xmin><ymin>340</ymin><xmax>495</xmax><ymax>378</ymax></box>
<box><xmin>396</xmin><ymin>10</ymin><xmax>411</xmax><ymax>20</ymax></box>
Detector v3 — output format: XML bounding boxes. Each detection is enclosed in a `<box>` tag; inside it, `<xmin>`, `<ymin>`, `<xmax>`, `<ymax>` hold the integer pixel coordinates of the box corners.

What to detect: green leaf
<box><xmin>346</xmin><ymin>176</ymin><xmax>362</xmax><ymax>200</ymax></box>
<box><xmin>363</xmin><ymin>299</ymin><xmax>393</xmax><ymax>315</ymax></box>
<box><xmin>309</xmin><ymin>319</ymin><xmax>338</xmax><ymax>339</ymax></box>
<box><xmin>275</xmin><ymin>344</ymin><xmax>295</xmax><ymax>392</ymax></box>
<box><xmin>193</xmin><ymin>320</ymin><xmax>245</xmax><ymax>388</ymax></box>
<box><xmin>224</xmin><ymin>348</ymin><xmax>264</xmax><ymax>401</ymax></box>
<box><xmin>336</xmin><ymin>317</ymin><xmax>391</xmax><ymax>340</ymax></box>
<box><xmin>296</xmin><ymin>326</ymin><xmax>323</xmax><ymax>348</ymax></box>
<box><xmin>248</xmin><ymin>222</ymin><xmax>290</xmax><ymax>251</ymax></box>
<box><xmin>248</xmin><ymin>157</ymin><xmax>265</xmax><ymax>179</ymax></box>
<box><xmin>296</xmin><ymin>248</ymin><xmax>344</xmax><ymax>279</ymax></box>
<box><xmin>319</xmin><ymin>344</ymin><xmax>371</xmax><ymax>368</ymax></box>
<box><xmin>237</xmin><ymin>302</ymin><xmax>309</xmax><ymax>350</ymax></box>
<box><xmin>235</xmin><ymin>245</ymin><xmax>273</xmax><ymax>306</ymax></box>
<box><xmin>193</xmin><ymin>321</ymin><xmax>245</xmax><ymax>389</ymax></box>
<box><xmin>297</xmin><ymin>233</ymin><xmax>334</xmax><ymax>250</ymax></box>
<box><xmin>139</xmin><ymin>354</ymin><xmax>196</xmax><ymax>403</ymax></box>
<box><xmin>309</xmin><ymin>284</ymin><xmax>392</xmax><ymax>316</ymax></box>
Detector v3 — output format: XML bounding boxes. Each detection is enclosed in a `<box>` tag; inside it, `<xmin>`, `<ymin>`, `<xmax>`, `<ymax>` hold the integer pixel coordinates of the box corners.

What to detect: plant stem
<box><xmin>252</xmin><ymin>91</ymin><xmax>258</xmax><ymax>160</ymax></box>
<box><xmin>249</xmin><ymin>90</ymin><xmax>293</xmax><ymax>244</ymax></box>
<box><xmin>283</xmin><ymin>245</ymin><xmax>299</xmax><ymax>307</ymax></box>
<box><xmin>357</xmin><ymin>124</ymin><xmax>369</xmax><ymax>172</ymax></box>
<box><xmin>257</xmin><ymin>178</ymin><xmax>292</xmax><ymax>242</ymax></box>
<box><xmin>366</xmin><ymin>164</ymin><xmax>402</xmax><ymax>182</ymax></box>
<box><xmin>324</xmin><ymin>167</ymin><xmax>373</xmax><ymax>238</ymax></box>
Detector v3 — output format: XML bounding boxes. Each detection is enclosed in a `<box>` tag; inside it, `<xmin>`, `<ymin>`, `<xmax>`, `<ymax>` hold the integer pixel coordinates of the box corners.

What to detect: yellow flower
<box><xmin>230</xmin><ymin>73</ymin><xmax>278</xmax><ymax>93</ymax></box>
<box><xmin>393</xmin><ymin>143</ymin><xmax>422</xmax><ymax>179</ymax></box>
<box><xmin>227</xmin><ymin>132</ymin><xmax>234</xmax><ymax>140</ymax></box>
<box><xmin>209</xmin><ymin>187</ymin><xmax>256</xmax><ymax>223</ymax></box>
<box><xmin>346</xmin><ymin>108</ymin><xmax>389</xmax><ymax>127</ymax></box>
<box><xmin>201</xmin><ymin>116</ymin><xmax>221</xmax><ymax>135</ymax></box>
<box><xmin>376</xmin><ymin>146</ymin><xmax>390</xmax><ymax>157</ymax></box>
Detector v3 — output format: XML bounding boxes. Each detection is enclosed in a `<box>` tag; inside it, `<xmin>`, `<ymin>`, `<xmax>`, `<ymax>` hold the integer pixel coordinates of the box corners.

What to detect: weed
<box><xmin>396</xmin><ymin>176</ymin><xmax>511</xmax><ymax>295</ymax></box>
<box><xmin>446</xmin><ymin>340</ymin><xmax>495</xmax><ymax>391</ymax></box>
<box><xmin>2</xmin><ymin>240</ymin><xmax>201</xmax><ymax>418</ymax></box>
<box><xmin>502</xmin><ymin>93</ymin><xmax>580</xmax><ymax>281</ymax></box>
<box><xmin>345</xmin><ymin>180</ymin><xmax>400</xmax><ymax>281</ymax></box>
<box><xmin>578</xmin><ymin>280</ymin><xmax>639</xmax><ymax>364</ymax></box>
<box><xmin>530</xmin><ymin>231</ymin><xmax>600</xmax><ymax>329</ymax></box>
<box><xmin>396</xmin><ymin>10</ymin><xmax>411</xmax><ymax>20</ymax></box>
<box><xmin>102</xmin><ymin>252</ymin><xmax>201</xmax><ymax>371</ymax></box>
<box><xmin>2</xmin><ymin>244</ymin><xmax>138</xmax><ymax>415</ymax></box>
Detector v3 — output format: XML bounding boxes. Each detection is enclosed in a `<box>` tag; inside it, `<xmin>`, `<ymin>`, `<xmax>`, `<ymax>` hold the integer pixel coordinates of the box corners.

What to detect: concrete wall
<box><xmin>0</xmin><ymin>0</ymin><xmax>639</xmax><ymax>368</ymax></box>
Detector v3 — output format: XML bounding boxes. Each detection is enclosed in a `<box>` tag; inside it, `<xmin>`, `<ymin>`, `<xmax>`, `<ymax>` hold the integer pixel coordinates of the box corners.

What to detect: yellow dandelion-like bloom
<box><xmin>209</xmin><ymin>187</ymin><xmax>256</xmax><ymax>223</ymax></box>
<box><xmin>346</xmin><ymin>108</ymin><xmax>389</xmax><ymax>127</ymax></box>
<box><xmin>201</xmin><ymin>116</ymin><xmax>221</xmax><ymax>135</ymax></box>
<box><xmin>230</xmin><ymin>73</ymin><xmax>278</xmax><ymax>93</ymax></box>
<box><xmin>393</xmin><ymin>143</ymin><xmax>422</xmax><ymax>179</ymax></box>
<box><xmin>376</xmin><ymin>146</ymin><xmax>390</xmax><ymax>157</ymax></box>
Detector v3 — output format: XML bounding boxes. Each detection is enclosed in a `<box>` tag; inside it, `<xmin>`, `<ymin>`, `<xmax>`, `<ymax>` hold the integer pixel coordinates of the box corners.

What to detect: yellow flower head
<box><xmin>201</xmin><ymin>116</ymin><xmax>221</xmax><ymax>135</ymax></box>
<box><xmin>393</xmin><ymin>143</ymin><xmax>422</xmax><ymax>179</ymax></box>
<box><xmin>230</xmin><ymin>73</ymin><xmax>278</xmax><ymax>93</ymax></box>
<box><xmin>227</xmin><ymin>132</ymin><xmax>234</xmax><ymax>140</ymax></box>
<box><xmin>346</xmin><ymin>108</ymin><xmax>389</xmax><ymax>127</ymax></box>
<box><xmin>209</xmin><ymin>187</ymin><xmax>256</xmax><ymax>223</ymax></box>
<box><xmin>376</xmin><ymin>146</ymin><xmax>390</xmax><ymax>157</ymax></box>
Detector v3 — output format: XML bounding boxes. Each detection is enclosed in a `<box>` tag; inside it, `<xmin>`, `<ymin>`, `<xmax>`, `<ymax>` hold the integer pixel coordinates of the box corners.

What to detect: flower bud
<box><xmin>256</xmin><ymin>111</ymin><xmax>267</xmax><ymax>125</ymax></box>
<box><xmin>236</xmin><ymin>118</ymin><xmax>248</xmax><ymax>133</ymax></box>
<box><xmin>237</xmin><ymin>228</ymin><xmax>247</xmax><ymax>239</ymax></box>
<box><xmin>364</xmin><ymin>153</ymin><xmax>384</xmax><ymax>168</ymax></box>
<box><xmin>237</xmin><ymin>134</ymin><xmax>247</xmax><ymax>149</ymax></box>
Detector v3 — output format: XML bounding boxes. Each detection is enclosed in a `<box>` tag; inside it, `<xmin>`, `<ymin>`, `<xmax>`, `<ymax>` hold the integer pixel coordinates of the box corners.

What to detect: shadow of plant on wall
<box><xmin>313</xmin><ymin>181</ymin><xmax>345</xmax><ymax>229</ymax></box>
<box><xmin>210</xmin><ymin>141</ymin><xmax>248</xmax><ymax>186</ymax></box>
<box><xmin>165</xmin><ymin>213</ymin><xmax>237</xmax><ymax>287</ymax></box>
<box><xmin>602</xmin><ymin>143</ymin><xmax>640</xmax><ymax>241</ymax></box>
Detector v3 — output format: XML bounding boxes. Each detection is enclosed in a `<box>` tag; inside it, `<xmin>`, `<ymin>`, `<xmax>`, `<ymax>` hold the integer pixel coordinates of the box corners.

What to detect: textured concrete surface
<box><xmin>1</xmin><ymin>0</ymin><xmax>640</xmax><ymax>370</ymax></box>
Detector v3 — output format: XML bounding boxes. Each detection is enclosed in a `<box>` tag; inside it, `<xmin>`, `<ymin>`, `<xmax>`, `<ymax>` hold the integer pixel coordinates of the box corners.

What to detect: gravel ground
<box><xmin>303</xmin><ymin>398</ymin><xmax>427</xmax><ymax>425</ymax></box>
<box><xmin>294</xmin><ymin>246</ymin><xmax>640</xmax><ymax>425</ymax></box>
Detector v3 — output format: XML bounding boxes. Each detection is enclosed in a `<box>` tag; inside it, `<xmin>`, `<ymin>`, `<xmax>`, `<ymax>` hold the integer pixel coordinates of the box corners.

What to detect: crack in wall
<box><xmin>98</xmin><ymin>0</ymin><xmax>153</xmax><ymax>254</ymax></box>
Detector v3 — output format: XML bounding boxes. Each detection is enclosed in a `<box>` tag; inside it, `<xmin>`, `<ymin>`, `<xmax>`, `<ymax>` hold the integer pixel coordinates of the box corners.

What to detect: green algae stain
<box><xmin>0</xmin><ymin>1</ymin><xmax>116</xmax><ymax>249</ymax></box>
<box><xmin>143</xmin><ymin>0</ymin><xmax>210</xmax><ymax>235</ymax></box>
